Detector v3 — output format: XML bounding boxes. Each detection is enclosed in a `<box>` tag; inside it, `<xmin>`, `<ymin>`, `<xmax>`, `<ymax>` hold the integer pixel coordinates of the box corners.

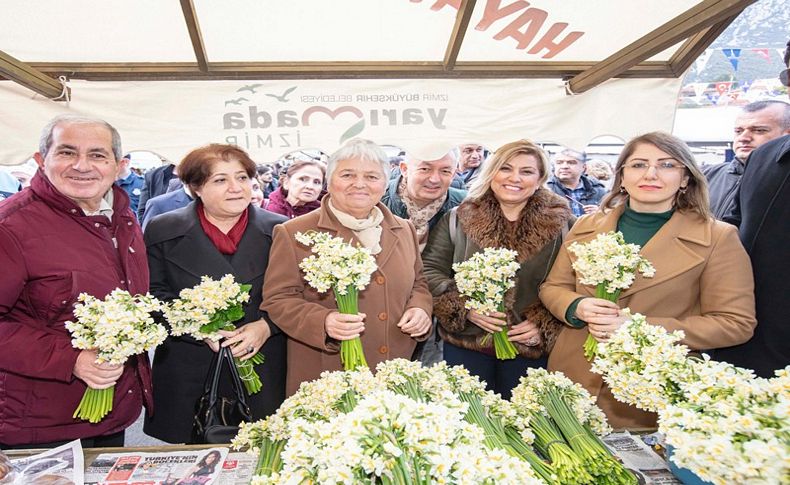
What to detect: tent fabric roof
<box><xmin>0</xmin><ymin>0</ymin><xmax>755</xmax><ymax>92</ymax></box>
<box><xmin>0</xmin><ymin>0</ymin><xmax>755</xmax><ymax>164</ymax></box>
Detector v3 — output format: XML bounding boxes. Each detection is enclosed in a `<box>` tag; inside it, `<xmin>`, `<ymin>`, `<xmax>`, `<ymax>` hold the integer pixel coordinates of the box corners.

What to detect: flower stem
<box><xmin>334</xmin><ymin>285</ymin><xmax>369</xmax><ymax>370</ymax></box>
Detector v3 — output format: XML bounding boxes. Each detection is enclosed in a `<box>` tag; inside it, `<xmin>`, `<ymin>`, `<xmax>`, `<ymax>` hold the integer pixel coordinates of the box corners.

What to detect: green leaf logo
<box><xmin>339</xmin><ymin>118</ymin><xmax>366</xmax><ymax>144</ymax></box>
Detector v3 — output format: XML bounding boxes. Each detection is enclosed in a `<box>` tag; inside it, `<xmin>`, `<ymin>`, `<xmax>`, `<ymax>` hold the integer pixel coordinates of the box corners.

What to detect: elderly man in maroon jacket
<box><xmin>0</xmin><ymin>115</ymin><xmax>152</xmax><ymax>449</ymax></box>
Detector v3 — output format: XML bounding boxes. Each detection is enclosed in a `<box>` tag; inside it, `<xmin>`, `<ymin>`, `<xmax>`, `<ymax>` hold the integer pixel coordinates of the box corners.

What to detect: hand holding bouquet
<box><xmin>296</xmin><ymin>231</ymin><xmax>377</xmax><ymax>370</ymax></box>
<box><xmin>66</xmin><ymin>290</ymin><xmax>166</xmax><ymax>423</ymax></box>
<box><xmin>164</xmin><ymin>274</ymin><xmax>264</xmax><ymax>394</ymax></box>
<box><xmin>567</xmin><ymin>231</ymin><xmax>654</xmax><ymax>360</ymax></box>
<box><xmin>453</xmin><ymin>247</ymin><xmax>521</xmax><ymax>360</ymax></box>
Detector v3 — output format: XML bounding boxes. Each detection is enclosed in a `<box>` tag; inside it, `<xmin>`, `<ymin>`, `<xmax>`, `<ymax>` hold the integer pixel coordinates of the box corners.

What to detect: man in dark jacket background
<box><xmin>0</xmin><ymin>115</ymin><xmax>152</xmax><ymax>449</ymax></box>
<box><xmin>717</xmin><ymin>42</ymin><xmax>790</xmax><ymax>378</ymax></box>
<box><xmin>703</xmin><ymin>100</ymin><xmax>790</xmax><ymax>220</ymax></box>
<box><xmin>546</xmin><ymin>148</ymin><xmax>606</xmax><ymax>216</ymax></box>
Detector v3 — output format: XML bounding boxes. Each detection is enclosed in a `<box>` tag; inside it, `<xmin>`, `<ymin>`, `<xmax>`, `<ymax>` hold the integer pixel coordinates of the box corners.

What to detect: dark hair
<box><xmin>196</xmin><ymin>450</ymin><xmax>221</xmax><ymax>473</ymax></box>
<box><xmin>256</xmin><ymin>164</ymin><xmax>273</xmax><ymax>176</ymax></box>
<box><xmin>601</xmin><ymin>132</ymin><xmax>711</xmax><ymax>220</ymax></box>
<box><xmin>742</xmin><ymin>100</ymin><xmax>790</xmax><ymax>130</ymax></box>
<box><xmin>178</xmin><ymin>144</ymin><xmax>256</xmax><ymax>197</ymax></box>
<box><xmin>279</xmin><ymin>159</ymin><xmax>326</xmax><ymax>196</ymax></box>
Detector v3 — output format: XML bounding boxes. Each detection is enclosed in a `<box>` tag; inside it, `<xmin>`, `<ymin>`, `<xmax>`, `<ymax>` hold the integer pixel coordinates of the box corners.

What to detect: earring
<box><xmin>679</xmin><ymin>186</ymin><xmax>688</xmax><ymax>194</ymax></box>
<box><xmin>619</xmin><ymin>186</ymin><xmax>626</xmax><ymax>194</ymax></box>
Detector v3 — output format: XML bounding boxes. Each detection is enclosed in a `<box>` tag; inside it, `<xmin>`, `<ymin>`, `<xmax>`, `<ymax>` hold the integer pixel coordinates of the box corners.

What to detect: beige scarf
<box><xmin>397</xmin><ymin>177</ymin><xmax>445</xmax><ymax>251</ymax></box>
<box><xmin>328</xmin><ymin>199</ymin><xmax>384</xmax><ymax>255</ymax></box>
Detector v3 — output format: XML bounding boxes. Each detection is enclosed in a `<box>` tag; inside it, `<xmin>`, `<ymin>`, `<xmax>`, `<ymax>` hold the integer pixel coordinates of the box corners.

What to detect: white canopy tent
<box><xmin>0</xmin><ymin>0</ymin><xmax>755</xmax><ymax>163</ymax></box>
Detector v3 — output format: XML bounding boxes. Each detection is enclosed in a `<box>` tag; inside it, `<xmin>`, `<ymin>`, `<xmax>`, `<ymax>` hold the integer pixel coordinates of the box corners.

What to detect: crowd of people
<box><xmin>0</xmin><ymin>46</ymin><xmax>788</xmax><ymax>451</ymax></box>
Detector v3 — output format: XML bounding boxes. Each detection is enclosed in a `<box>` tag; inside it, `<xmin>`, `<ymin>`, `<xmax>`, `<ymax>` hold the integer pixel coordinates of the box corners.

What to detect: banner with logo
<box><xmin>0</xmin><ymin>77</ymin><xmax>680</xmax><ymax>165</ymax></box>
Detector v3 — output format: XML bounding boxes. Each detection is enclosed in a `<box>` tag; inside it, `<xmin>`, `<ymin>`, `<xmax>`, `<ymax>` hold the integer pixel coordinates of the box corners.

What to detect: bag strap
<box><xmin>448</xmin><ymin>206</ymin><xmax>458</xmax><ymax>246</ymax></box>
<box><xmin>203</xmin><ymin>346</ymin><xmax>251</xmax><ymax>412</ymax></box>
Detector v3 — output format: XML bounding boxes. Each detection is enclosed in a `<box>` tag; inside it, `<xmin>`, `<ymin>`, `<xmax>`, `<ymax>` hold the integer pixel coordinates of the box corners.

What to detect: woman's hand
<box><xmin>507</xmin><ymin>319</ymin><xmax>541</xmax><ymax>346</ymax></box>
<box><xmin>587</xmin><ymin>312</ymin><xmax>630</xmax><ymax>342</ymax></box>
<box><xmin>468</xmin><ymin>309</ymin><xmax>507</xmax><ymax>334</ymax></box>
<box><xmin>325</xmin><ymin>311</ymin><xmax>366</xmax><ymax>341</ymax></box>
<box><xmin>575</xmin><ymin>298</ymin><xmax>630</xmax><ymax>342</ymax></box>
<box><xmin>218</xmin><ymin>319</ymin><xmax>272</xmax><ymax>360</ymax></box>
<box><xmin>397</xmin><ymin>307</ymin><xmax>431</xmax><ymax>337</ymax></box>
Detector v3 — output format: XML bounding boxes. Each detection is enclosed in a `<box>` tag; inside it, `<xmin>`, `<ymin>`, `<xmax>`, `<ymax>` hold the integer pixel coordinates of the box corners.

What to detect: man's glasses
<box><xmin>623</xmin><ymin>161</ymin><xmax>685</xmax><ymax>174</ymax></box>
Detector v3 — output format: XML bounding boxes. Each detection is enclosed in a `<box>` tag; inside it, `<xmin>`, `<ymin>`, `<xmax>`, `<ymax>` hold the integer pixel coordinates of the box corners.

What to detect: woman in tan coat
<box><xmin>262</xmin><ymin>139</ymin><xmax>433</xmax><ymax>395</ymax></box>
<box><xmin>540</xmin><ymin>132</ymin><xmax>756</xmax><ymax>429</ymax></box>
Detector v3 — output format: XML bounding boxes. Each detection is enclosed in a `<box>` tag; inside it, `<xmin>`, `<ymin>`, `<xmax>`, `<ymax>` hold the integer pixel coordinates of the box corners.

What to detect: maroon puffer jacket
<box><xmin>0</xmin><ymin>172</ymin><xmax>152</xmax><ymax>446</ymax></box>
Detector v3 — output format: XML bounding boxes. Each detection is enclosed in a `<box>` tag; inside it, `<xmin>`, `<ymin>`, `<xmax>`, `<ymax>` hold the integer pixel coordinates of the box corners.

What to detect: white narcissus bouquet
<box><xmin>295</xmin><ymin>230</ymin><xmax>378</xmax><ymax>370</ymax></box>
<box><xmin>593</xmin><ymin>313</ymin><xmax>790</xmax><ymax>485</ymax></box>
<box><xmin>453</xmin><ymin>247</ymin><xmax>521</xmax><ymax>360</ymax></box>
<box><xmin>65</xmin><ymin>290</ymin><xmax>166</xmax><ymax>423</ymax></box>
<box><xmin>164</xmin><ymin>274</ymin><xmax>264</xmax><ymax>395</ymax></box>
<box><xmin>567</xmin><ymin>231</ymin><xmax>655</xmax><ymax>360</ymax></box>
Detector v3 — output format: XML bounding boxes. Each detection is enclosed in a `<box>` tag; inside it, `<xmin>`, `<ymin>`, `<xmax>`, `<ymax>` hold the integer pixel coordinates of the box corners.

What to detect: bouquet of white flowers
<box><xmin>164</xmin><ymin>274</ymin><xmax>264</xmax><ymax>394</ymax></box>
<box><xmin>453</xmin><ymin>247</ymin><xmax>521</xmax><ymax>360</ymax></box>
<box><xmin>65</xmin><ymin>290</ymin><xmax>165</xmax><ymax>423</ymax></box>
<box><xmin>567</xmin><ymin>231</ymin><xmax>654</xmax><ymax>360</ymax></box>
<box><xmin>593</xmin><ymin>314</ymin><xmax>790</xmax><ymax>485</ymax></box>
<box><xmin>295</xmin><ymin>230</ymin><xmax>378</xmax><ymax>370</ymax></box>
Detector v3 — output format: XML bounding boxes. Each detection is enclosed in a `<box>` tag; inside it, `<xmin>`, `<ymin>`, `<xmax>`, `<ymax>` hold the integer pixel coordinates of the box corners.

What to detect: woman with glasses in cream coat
<box><xmin>540</xmin><ymin>132</ymin><xmax>756</xmax><ymax>429</ymax></box>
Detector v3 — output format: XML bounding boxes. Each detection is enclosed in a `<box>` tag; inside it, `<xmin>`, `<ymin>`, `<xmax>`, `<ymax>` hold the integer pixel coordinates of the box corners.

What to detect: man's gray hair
<box><xmin>555</xmin><ymin>147</ymin><xmax>587</xmax><ymax>164</ymax></box>
<box><xmin>404</xmin><ymin>147</ymin><xmax>460</xmax><ymax>169</ymax></box>
<box><xmin>327</xmin><ymin>138</ymin><xmax>389</xmax><ymax>181</ymax></box>
<box><xmin>39</xmin><ymin>115</ymin><xmax>123</xmax><ymax>161</ymax></box>
<box><xmin>742</xmin><ymin>100</ymin><xmax>790</xmax><ymax>130</ymax></box>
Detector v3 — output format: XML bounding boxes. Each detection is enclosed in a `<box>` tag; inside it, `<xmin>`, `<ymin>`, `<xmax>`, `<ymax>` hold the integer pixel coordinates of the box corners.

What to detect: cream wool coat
<box><xmin>540</xmin><ymin>204</ymin><xmax>756</xmax><ymax>429</ymax></box>
<box><xmin>262</xmin><ymin>197</ymin><xmax>433</xmax><ymax>396</ymax></box>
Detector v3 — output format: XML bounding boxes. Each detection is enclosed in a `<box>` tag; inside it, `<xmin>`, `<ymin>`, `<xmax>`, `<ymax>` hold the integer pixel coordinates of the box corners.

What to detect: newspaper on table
<box><xmin>85</xmin><ymin>447</ymin><xmax>230</xmax><ymax>485</ymax></box>
<box><xmin>603</xmin><ymin>431</ymin><xmax>682</xmax><ymax>485</ymax></box>
<box><xmin>3</xmin><ymin>439</ymin><xmax>84</xmax><ymax>485</ymax></box>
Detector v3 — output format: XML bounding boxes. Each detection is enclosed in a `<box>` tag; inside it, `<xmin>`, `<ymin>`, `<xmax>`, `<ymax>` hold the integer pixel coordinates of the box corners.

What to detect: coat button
<box><xmin>375</xmin><ymin>275</ymin><xmax>385</xmax><ymax>285</ymax></box>
<box><xmin>378</xmin><ymin>345</ymin><xmax>388</xmax><ymax>354</ymax></box>
<box><xmin>378</xmin><ymin>312</ymin><xmax>387</xmax><ymax>321</ymax></box>
<box><xmin>127</xmin><ymin>389</ymin><xmax>133</xmax><ymax>394</ymax></box>
<box><xmin>61</xmin><ymin>300</ymin><xmax>67</xmax><ymax>305</ymax></box>
<box><xmin>94</xmin><ymin>222</ymin><xmax>101</xmax><ymax>227</ymax></box>
<box><xmin>127</xmin><ymin>221</ymin><xmax>133</xmax><ymax>226</ymax></box>
<box><xmin>70</xmin><ymin>209</ymin><xmax>77</xmax><ymax>214</ymax></box>
<box><xmin>120</xmin><ymin>280</ymin><xmax>125</xmax><ymax>284</ymax></box>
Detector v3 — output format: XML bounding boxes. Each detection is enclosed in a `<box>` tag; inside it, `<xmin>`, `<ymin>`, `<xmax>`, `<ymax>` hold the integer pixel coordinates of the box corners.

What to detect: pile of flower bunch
<box><xmin>65</xmin><ymin>290</ymin><xmax>166</xmax><ymax>423</ymax></box>
<box><xmin>567</xmin><ymin>231</ymin><xmax>654</xmax><ymax>360</ymax></box>
<box><xmin>234</xmin><ymin>359</ymin><xmax>633</xmax><ymax>484</ymax></box>
<box><xmin>511</xmin><ymin>369</ymin><xmax>634</xmax><ymax>485</ymax></box>
<box><xmin>295</xmin><ymin>230</ymin><xmax>378</xmax><ymax>370</ymax></box>
<box><xmin>453</xmin><ymin>247</ymin><xmax>521</xmax><ymax>360</ymax></box>
<box><xmin>163</xmin><ymin>274</ymin><xmax>264</xmax><ymax>394</ymax></box>
<box><xmin>592</xmin><ymin>313</ymin><xmax>790</xmax><ymax>485</ymax></box>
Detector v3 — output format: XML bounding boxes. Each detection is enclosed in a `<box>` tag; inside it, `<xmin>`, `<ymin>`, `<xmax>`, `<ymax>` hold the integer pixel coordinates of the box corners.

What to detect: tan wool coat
<box><xmin>262</xmin><ymin>197</ymin><xmax>433</xmax><ymax>396</ymax></box>
<box><xmin>540</xmin><ymin>204</ymin><xmax>756</xmax><ymax>429</ymax></box>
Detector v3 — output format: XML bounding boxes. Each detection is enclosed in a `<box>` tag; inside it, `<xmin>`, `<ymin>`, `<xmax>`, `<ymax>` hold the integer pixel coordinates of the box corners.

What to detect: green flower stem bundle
<box><xmin>543</xmin><ymin>387</ymin><xmax>636</xmax><ymax>484</ymax></box>
<box><xmin>334</xmin><ymin>284</ymin><xmax>368</xmax><ymax>370</ymax></box>
<box><xmin>530</xmin><ymin>412</ymin><xmax>593</xmax><ymax>484</ymax></box>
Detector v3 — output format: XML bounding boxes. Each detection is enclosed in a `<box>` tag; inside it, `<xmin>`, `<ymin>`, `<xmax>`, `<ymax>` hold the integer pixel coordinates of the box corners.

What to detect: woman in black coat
<box><xmin>143</xmin><ymin>144</ymin><xmax>287</xmax><ymax>443</ymax></box>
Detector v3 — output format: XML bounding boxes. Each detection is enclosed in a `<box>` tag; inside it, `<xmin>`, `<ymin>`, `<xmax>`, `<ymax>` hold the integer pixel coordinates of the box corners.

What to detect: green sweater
<box><xmin>566</xmin><ymin>206</ymin><xmax>673</xmax><ymax>327</ymax></box>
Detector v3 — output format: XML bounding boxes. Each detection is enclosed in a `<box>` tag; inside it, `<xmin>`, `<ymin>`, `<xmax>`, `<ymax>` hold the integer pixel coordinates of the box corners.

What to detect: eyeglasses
<box><xmin>623</xmin><ymin>161</ymin><xmax>685</xmax><ymax>174</ymax></box>
<box><xmin>780</xmin><ymin>69</ymin><xmax>789</xmax><ymax>87</ymax></box>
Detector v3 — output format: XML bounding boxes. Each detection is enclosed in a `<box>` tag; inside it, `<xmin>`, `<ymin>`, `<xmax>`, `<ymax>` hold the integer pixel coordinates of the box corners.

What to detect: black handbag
<box><xmin>191</xmin><ymin>346</ymin><xmax>253</xmax><ymax>444</ymax></box>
